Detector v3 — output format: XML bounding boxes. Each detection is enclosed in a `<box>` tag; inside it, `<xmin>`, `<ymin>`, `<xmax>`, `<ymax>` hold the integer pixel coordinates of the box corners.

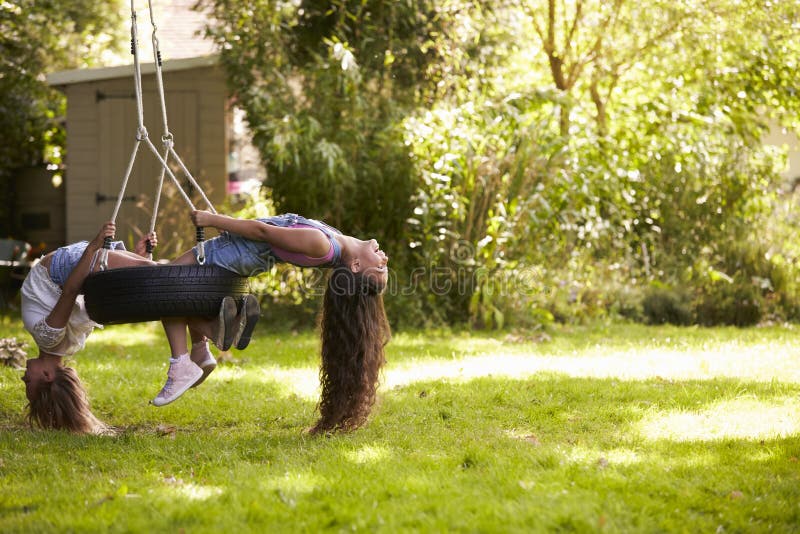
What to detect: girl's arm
<box><xmin>191</xmin><ymin>211</ymin><xmax>330</xmax><ymax>257</ymax></box>
<box><xmin>46</xmin><ymin>222</ymin><xmax>116</xmax><ymax>329</ymax></box>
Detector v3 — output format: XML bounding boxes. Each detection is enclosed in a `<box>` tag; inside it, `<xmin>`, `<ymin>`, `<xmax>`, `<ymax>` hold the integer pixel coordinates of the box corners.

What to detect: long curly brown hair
<box><xmin>310</xmin><ymin>267</ymin><xmax>391</xmax><ymax>434</ymax></box>
<box><xmin>27</xmin><ymin>366</ymin><xmax>110</xmax><ymax>434</ymax></box>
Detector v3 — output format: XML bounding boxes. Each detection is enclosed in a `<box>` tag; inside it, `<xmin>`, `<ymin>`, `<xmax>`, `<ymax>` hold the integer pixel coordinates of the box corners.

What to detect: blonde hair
<box><xmin>26</xmin><ymin>366</ymin><xmax>111</xmax><ymax>434</ymax></box>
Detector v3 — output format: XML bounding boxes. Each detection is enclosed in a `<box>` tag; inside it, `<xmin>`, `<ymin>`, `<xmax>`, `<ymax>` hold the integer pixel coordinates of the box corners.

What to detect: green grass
<box><xmin>1</xmin><ymin>316</ymin><xmax>800</xmax><ymax>532</ymax></box>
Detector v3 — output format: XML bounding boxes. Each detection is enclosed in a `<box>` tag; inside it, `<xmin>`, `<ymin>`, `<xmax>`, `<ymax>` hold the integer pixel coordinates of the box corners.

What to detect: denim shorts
<box><xmin>196</xmin><ymin>214</ymin><xmax>298</xmax><ymax>276</ymax></box>
<box><xmin>196</xmin><ymin>213</ymin><xmax>342</xmax><ymax>276</ymax></box>
<box><xmin>49</xmin><ymin>240</ymin><xmax>126</xmax><ymax>287</ymax></box>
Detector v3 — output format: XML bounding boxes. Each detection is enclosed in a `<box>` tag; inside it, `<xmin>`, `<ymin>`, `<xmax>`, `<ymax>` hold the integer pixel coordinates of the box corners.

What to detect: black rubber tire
<box><xmin>83</xmin><ymin>265</ymin><xmax>249</xmax><ymax>325</ymax></box>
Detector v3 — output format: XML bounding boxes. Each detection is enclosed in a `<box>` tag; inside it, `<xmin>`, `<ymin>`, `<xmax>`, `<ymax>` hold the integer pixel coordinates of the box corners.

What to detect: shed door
<box><xmin>97</xmin><ymin>91</ymin><xmax>198</xmax><ymax>240</ymax></box>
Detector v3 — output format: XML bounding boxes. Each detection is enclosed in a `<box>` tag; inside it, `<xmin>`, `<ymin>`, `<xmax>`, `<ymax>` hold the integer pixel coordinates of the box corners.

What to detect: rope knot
<box><xmin>136</xmin><ymin>127</ymin><xmax>149</xmax><ymax>141</ymax></box>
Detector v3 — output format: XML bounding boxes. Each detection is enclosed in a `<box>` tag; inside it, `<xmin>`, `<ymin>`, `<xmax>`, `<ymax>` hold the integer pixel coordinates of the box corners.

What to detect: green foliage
<box><xmin>197</xmin><ymin>0</ymin><xmax>800</xmax><ymax>328</ymax></box>
<box><xmin>0</xmin><ymin>0</ymin><xmax>123</xmax><ymax>233</ymax></box>
<box><xmin>200</xmin><ymin>0</ymin><xmax>445</xmax><ymax>238</ymax></box>
<box><xmin>693</xmin><ymin>278</ymin><xmax>764</xmax><ymax>327</ymax></box>
<box><xmin>642</xmin><ymin>284</ymin><xmax>692</xmax><ymax>326</ymax></box>
<box><xmin>201</xmin><ymin>0</ymin><xmax>516</xmax><ymax>327</ymax></box>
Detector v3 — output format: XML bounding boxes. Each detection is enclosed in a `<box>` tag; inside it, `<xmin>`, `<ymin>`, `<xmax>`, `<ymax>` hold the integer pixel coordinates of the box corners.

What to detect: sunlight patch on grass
<box><xmin>563</xmin><ymin>445</ymin><xmax>643</xmax><ymax>467</ymax></box>
<box><xmin>258</xmin><ymin>367</ymin><xmax>319</xmax><ymax>400</ymax></box>
<box><xmin>209</xmin><ymin>364</ymin><xmax>320</xmax><ymax>399</ymax></box>
<box><xmin>89</xmin><ymin>324</ymin><xmax>161</xmax><ymax>347</ymax></box>
<box><xmin>450</xmin><ymin>337</ymin><xmax>506</xmax><ymax>354</ymax></box>
<box><xmin>747</xmin><ymin>448</ymin><xmax>779</xmax><ymax>464</ymax></box>
<box><xmin>171</xmin><ymin>483</ymin><xmax>224</xmax><ymax>501</ymax></box>
<box><xmin>639</xmin><ymin>397</ymin><xmax>800</xmax><ymax>442</ymax></box>
<box><xmin>385</xmin><ymin>345</ymin><xmax>800</xmax><ymax>389</ymax></box>
<box><xmin>344</xmin><ymin>444</ymin><xmax>390</xmax><ymax>465</ymax></box>
<box><xmin>260</xmin><ymin>470</ymin><xmax>321</xmax><ymax>497</ymax></box>
<box><xmin>385</xmin><ymin>355</ymin><xmax>529</xmax><ymax>388</ymax></box>
<box><xmin>212</xmin><ymin>365</ymin><xmax>250</xmax><ymax>383</ymax></box>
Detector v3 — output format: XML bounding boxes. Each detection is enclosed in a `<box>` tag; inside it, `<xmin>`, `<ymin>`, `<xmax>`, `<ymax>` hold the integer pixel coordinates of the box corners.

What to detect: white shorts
<box><xmin>20</xmin><ymin>262</ymin><xmax>99</xmax><ymax>356</ymax></box>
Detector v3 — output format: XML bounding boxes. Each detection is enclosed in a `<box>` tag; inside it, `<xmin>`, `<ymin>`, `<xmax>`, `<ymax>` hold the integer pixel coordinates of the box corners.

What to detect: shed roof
<box><xmin>146</xmin><ymin>0</ymin><xmax>218</xmax><ymax>60</ymax></box>
<box><xmin>47</xmin><ymin>54</ymin><xmax>219</xmax><ymax>87</ymax></box>
<box><xmin>48</xmin><ymin>0</ymin><xmax>219</xmax><ymax>87</ymax></box>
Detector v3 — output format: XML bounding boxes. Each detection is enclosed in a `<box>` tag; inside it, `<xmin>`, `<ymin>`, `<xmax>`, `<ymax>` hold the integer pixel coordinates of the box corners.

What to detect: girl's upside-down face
<box><xmin>353</xmin><ymin>238</ymin><xmax>389</xmax><ymax>288</ymax></box>
<box><xmin>21</xmin><ymin>357</ymin><xmax>55</xmax><ymax>402</ymax></box>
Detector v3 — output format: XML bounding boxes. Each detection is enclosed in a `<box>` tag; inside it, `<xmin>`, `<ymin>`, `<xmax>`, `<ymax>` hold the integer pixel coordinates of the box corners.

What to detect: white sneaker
<box><xmin>190</xmin><ymin>341</ymin><xmax>217</xmax><ymax>388</ymax></box>
<box><xmin>151</xmin><ymin>355</ymin><xmax>203</xmax><ymax>407</ymax></box>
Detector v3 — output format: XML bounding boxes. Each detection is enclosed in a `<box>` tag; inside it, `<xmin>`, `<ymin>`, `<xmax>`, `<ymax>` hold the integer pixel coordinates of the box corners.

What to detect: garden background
<box><xmin>2</xmin><ymin>1</ymin><xmax>800</xmax><ymax>531</ymax></box>
<box><xmin>3</xmin><ymin>0</ymin><xmax>800</xmax><ymax>329</ymax></box>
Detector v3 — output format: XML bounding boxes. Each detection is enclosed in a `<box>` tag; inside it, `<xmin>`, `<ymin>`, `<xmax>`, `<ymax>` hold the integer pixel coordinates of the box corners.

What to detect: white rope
<box><xmin>145</xmin><ymin>0</ymin><xmax>216</xmax><ymax>217</ymax></box>
<box><xmin>104</xmin><ymin>0</ymin><xmax>214</xmax><ymax>266</ymax></box>
<box><xmin>146</xmin><ymin>145</ymin><xmax>169</xmax><ymax>259</ymax></box>
<box><xmin>130</xmin><ymin>6</ymin><xmax>145</xmax><ymax>131</ymax></box>
<box><xmin>143</xmin><ymin>137</ymin><xmax>196</xmax><ymax>209</ymax></box>
<box><xmin>167</xmin><ymin>146</ymin><xmax>218</xmax><ymax>214</ymax></box>
<box><xmin>141</xmin><ymin>135</ymin><xmax>205</xmax><ymax>263</ymax></box>
<box><xmin>148</xmin><ymin>0</ymin><xmax>170</xmax><ymax>137</ymax></box>
<box><xmin>101</xmin><ymin>139</ymin><xmax>141</xmax><ymax>270</ymax></box>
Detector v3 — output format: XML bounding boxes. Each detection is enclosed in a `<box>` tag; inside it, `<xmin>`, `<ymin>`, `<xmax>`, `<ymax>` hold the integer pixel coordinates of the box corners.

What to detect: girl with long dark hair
<box><xmin>169</xmin><ymin>210</ymin><xmax>391</xmax><ymax>433</ymax></box>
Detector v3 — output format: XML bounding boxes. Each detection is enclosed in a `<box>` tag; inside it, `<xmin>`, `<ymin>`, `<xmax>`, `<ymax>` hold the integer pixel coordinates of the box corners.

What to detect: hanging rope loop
<box><xmin>151</xmin><ymin>31</ymin><xmax>162</xmax><ymax>66</ymax></box>
<box><xmin>99</xmin><ymin>236</ymin><xmax>113</xmax><ymax>271</ymax></box>
<box><xmin>129</xmin><ymin>9</ymin><xmax>137</xmax><ymax>55</ymax></box>
<box><xmin>196</xmin><ymin>226</ymin><xmax>206</xmax><ymax>265</ymax></box>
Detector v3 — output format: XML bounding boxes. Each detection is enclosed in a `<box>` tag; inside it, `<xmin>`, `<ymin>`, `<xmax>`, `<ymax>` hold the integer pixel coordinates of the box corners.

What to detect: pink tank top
<box><xmin>270</xmin><ymin>223</ymin><xmax>336</xmax><ymax>267</ymax></box>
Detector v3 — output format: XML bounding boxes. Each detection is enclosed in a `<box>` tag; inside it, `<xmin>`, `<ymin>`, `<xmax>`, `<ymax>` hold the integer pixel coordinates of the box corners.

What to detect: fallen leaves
<box><xmin>156</xmin><ymin>424</ymin><xmax>177</xmax><ymax>438</ymax></box>
<box><xmin>0</xmin><ymin>337</ymin><xmax>27</xmax><ymax>369</ymax></box>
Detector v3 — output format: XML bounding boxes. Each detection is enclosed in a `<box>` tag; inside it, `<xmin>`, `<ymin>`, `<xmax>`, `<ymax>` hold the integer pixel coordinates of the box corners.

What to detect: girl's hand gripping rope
<box><xmin>93</xmin><ymin>221</ymin><xmax>116</xmax><ymax>271</ymax></box>
<box><xmin>135</xmin><ymin>231</ymin><xmax>158</xmax><ymax>258</ymax></box>
<box><xmin>190</xmin><ymin>210</ymin><xmax>215</xmax><ymax>228</ymax></box>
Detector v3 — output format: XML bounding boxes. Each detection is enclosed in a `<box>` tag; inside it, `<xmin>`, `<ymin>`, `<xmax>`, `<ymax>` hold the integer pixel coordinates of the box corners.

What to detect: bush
<box><xmin>641</xmin><ymin>284</ymin><xmax>692</xmax><ymax>326</ymax></box>
<box><xmin>693</xmin><ymin>280</ymin><xmax>764</xmax><ymax>327</ymax></box>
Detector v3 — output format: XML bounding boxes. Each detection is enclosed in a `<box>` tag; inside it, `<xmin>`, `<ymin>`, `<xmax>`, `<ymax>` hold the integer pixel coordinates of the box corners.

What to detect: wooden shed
<box><xmin>47</xmin><ymin>55</ymin><xmax>230</xmax><ymax>245</ymax></box>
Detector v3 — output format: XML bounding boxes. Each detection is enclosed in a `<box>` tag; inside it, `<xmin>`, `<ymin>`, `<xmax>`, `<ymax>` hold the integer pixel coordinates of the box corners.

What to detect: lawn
<box><xmin>1</xmin><ymin>316</ymin><xmax>799</xmax><ymax>532</ymax></box>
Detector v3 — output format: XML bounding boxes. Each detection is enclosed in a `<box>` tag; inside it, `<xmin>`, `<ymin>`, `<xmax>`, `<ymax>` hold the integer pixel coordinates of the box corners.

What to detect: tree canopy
<box><xmin>0</xmin><ymin>0</ymin><xmax>123</xmax><ymax>232</ymax></box>
<box><xmin>5</xmin><ymin>0</ymin><xmax>800</xmax><ymax>327</ymax></box>
<box><xmin>199</xmin><ymin>0</ymin><xmax>800</xmax><ymax>327</ymax></box>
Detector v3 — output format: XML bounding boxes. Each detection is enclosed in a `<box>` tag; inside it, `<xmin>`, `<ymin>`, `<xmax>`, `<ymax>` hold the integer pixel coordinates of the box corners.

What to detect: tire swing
<box><xmin>83</xmin><ymin>0</ymin><xmax>247</xmax><ymax>324</ymax></box>
<box><xmin>84</xmin><ymin>265</ymin><xmax>249</xmax><ymax>325</ymax></box>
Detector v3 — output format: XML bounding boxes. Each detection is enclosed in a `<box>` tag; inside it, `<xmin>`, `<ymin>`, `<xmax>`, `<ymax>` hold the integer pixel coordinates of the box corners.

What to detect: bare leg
<box><xmin>170</xmin><ymin>249</ymin><xmax>198</xmax><ymax>265</ymax></box>
<box><xmin>188</xmin><ymin>318</ymin><xmax>215</xmax><ymax>341</ymax></box>
<box><xmin>187</xmin><ymin>315</ymin><xmax>222</xmax><ymax>388</ymax></box>
<box><xmin>160</xmin><ymin>313</ymin><xmax>221</xmax><ymax>356</ymax></box>
<box><xmin>93</xmin><ymin>250</ymin><xmax>157</xmax><ymax>272</ymax></box>
<box><xmin>162</xmin><ymin>317</ymin><xmax>189</xmax><ymax>358</ymax></box>
<box><xmin>167</xmin><ymin>247</ymin><xmax>243</xmax><ymax>351</ymax></box>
